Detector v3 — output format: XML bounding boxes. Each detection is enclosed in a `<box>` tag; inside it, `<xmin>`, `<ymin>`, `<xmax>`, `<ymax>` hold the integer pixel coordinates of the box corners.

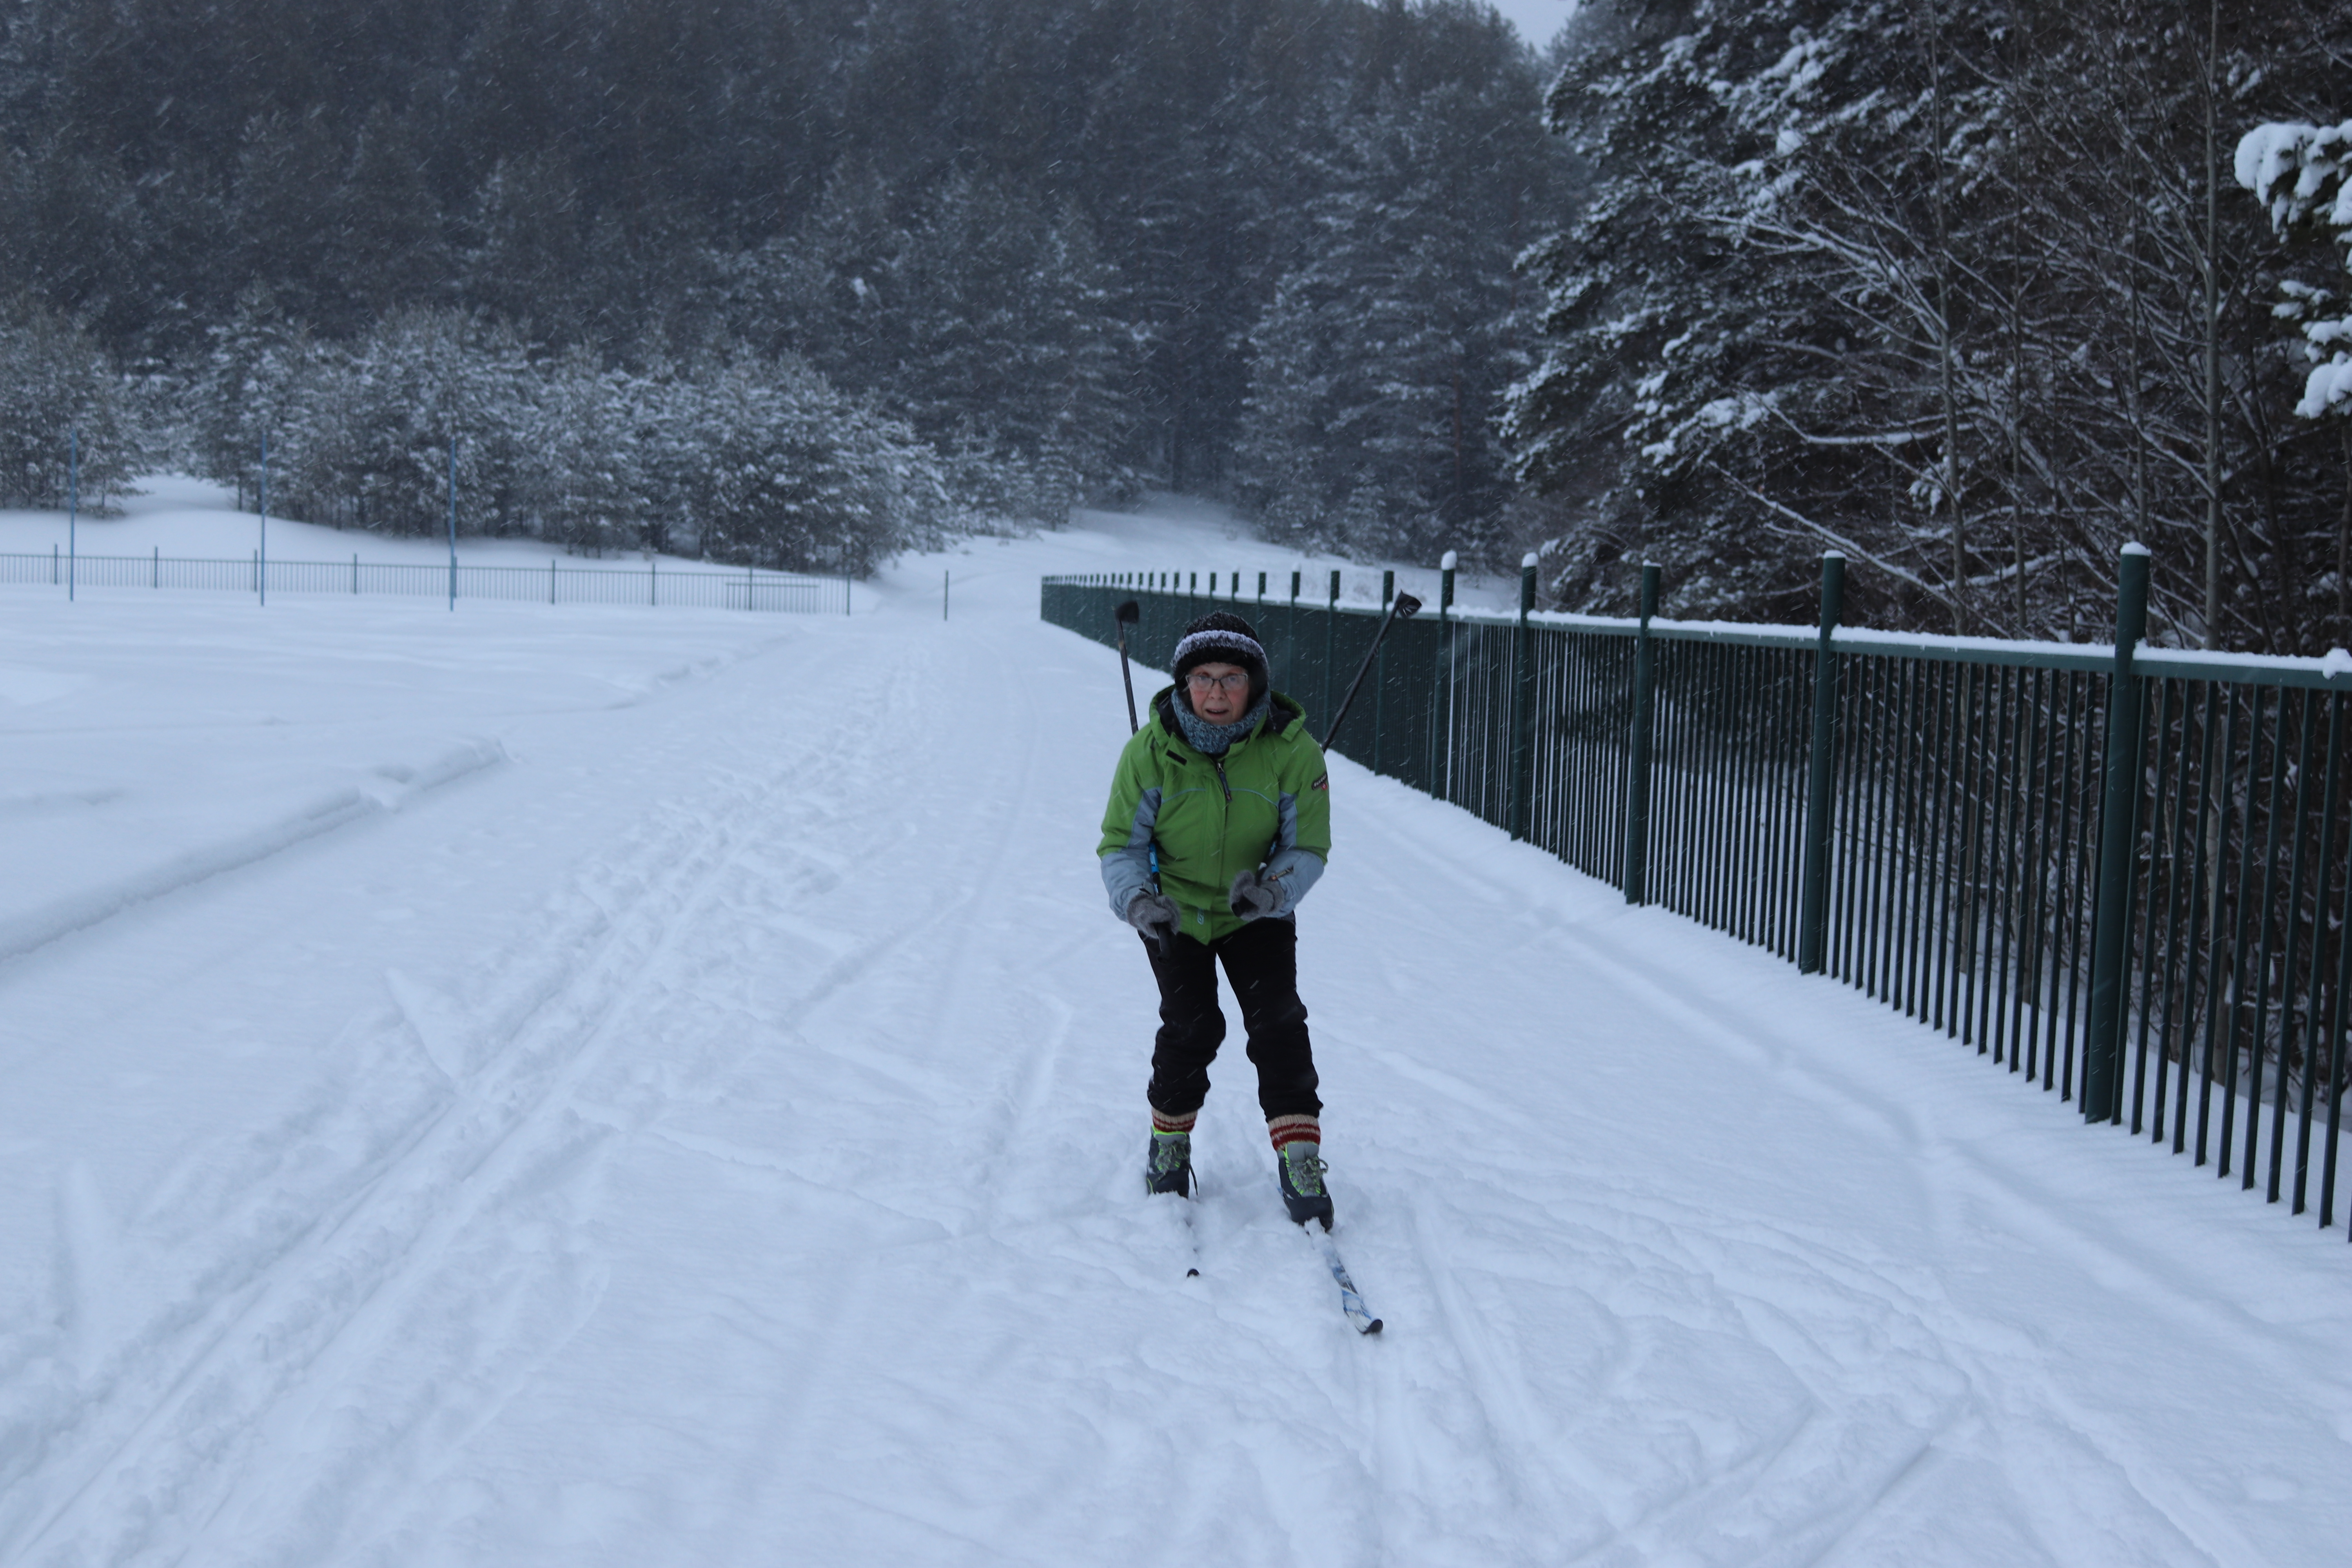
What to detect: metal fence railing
<box><xmin>1044</xmin><ymin>559</ymin><xmax>2352</xmax><ymax>1240</ymax></box>
<box><xmin>4</xmin><ymin>545</ymin><xmax>849</xmax><ymax>614</ymax></box>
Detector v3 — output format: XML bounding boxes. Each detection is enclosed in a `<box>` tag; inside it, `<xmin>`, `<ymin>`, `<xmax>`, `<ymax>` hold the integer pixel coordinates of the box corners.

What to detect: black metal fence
<box><xmin>4</xmin><ymin>546</ymin><xmax>849</xmax><ymax>613</ymax></box>
<box><xmin>1044</xmin><ymin>559</ymin><xmax>2352</xmax><ymax>1238</ymax></box>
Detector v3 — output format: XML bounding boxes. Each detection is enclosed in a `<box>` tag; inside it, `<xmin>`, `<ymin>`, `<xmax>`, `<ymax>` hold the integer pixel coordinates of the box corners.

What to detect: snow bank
<box><xmin>0</xmin><ymin>495</ymin><xmax>2345</xmax><ymax>1566</ymax></box>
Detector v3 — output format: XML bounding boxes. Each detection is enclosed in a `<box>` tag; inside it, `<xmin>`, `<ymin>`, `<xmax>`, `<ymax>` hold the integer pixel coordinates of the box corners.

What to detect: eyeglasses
<box><xmin>1185</xmin><ymin>671</ymin><xmax>1250</xmax><ymax>694</ymax></box>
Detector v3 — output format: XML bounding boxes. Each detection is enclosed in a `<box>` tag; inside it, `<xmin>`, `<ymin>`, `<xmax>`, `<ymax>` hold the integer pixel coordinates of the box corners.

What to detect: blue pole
<box><xmin>258</xmin><ymin>431</ymin><xmax>269</xmax><ymax>607</ymax></box>
<box><xmin>447</xmin><ymin>438</ymin><xmax>458</xmax><ymax>611</ymax></box>
<box><xmin>67</xmin><ymin>428</ymin><xmax>77</xmax><ymax>602</ymax></box>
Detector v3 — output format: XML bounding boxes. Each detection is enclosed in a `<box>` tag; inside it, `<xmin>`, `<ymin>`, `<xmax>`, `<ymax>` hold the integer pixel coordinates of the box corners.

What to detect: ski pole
<box><xmin>1319</xmin><ymin>592</ymin><xmax>1421</xmax><ymax>752</ymax></box>
<box><xmin>1115</xmin><ymin>599</ymin><xmax>1142</xmax><ymax>734</ymax></box>
<box><xmin>1116</xmin><ymin>599</ymin><xmax>1170</xmax><ymax>953</ymax></box>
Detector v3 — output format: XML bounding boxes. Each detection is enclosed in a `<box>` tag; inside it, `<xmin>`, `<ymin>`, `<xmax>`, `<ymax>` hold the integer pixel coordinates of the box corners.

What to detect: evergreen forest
<box><xmin>5</xmin><ymin>0</ymin><xmax>2352</xmax><ymax>653</ymax></box>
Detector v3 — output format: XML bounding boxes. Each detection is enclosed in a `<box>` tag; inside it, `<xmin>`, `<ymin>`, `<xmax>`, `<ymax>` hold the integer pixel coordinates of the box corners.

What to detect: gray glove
<box><xmin>1229</xmin><ymin>868</ymin><xmax>1287</xmax><ymax>922</ymax></box>
<box><xmin>1125</xmin><ymin>890</ymin><xmax>1179</xmax><ymax>944</ymax></box>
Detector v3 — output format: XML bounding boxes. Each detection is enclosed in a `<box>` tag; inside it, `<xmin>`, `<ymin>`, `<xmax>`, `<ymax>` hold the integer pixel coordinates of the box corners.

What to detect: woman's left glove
<box><xmin>1229</xmin><ymin>869</ymin><xmax>1283</xmax><ymax>921</ymax></box>
<box><xmin>1230</xmin><ymin>849</ymin><xmax>1324</xmax><ymax>922</ymax></box>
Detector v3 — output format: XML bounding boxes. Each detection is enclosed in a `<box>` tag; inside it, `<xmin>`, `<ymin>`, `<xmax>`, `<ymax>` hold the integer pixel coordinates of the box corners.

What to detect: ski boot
<box><xmin>1145</xmin><ymin>1129</ymin><xmax>1193</xmax><ymax>1197</ymax></box>
<box><xmin>1275</xmin><ymin>1140</ymin><xmax>1333</xmax><ymax>1229</ymax></box>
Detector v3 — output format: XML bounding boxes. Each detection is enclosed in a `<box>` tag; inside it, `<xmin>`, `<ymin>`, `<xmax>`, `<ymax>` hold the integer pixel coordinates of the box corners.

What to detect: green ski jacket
<box><xmin>1097</xmin><ymin>685</ymin><xmax>1331</xmax><ymax>945</ymax></box>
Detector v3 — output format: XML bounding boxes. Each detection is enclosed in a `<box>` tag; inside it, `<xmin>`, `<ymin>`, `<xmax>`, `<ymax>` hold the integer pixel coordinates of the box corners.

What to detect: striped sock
<box><xmin>1152</xmin><ymin>1107</ymin><xmax>1198</xmax><ymax>1136</ymax></box>
<box><xmin>1267</xmin><ymin>1113</ymin><xmax>1320</xmax><ymax>1151</ymax></box>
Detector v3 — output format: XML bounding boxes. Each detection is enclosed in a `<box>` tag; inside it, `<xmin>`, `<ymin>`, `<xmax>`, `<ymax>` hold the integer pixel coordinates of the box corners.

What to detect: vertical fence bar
<box><xmin>2152</xmin><ymin>681</ymin><xmax>2196</xmax><ymax>1143</ymax></box>
<box><xmin>2009</xmin><ymin>668</ymin><xmax>2046</xmax><ymax>1061</ymax></box>
<box><xmin>258</xmin><ymin>431</ymin><xmax>268</xmax><ymax>607</ymax></box>
<box><xmin>1797</xmin><ymin>554</ymin><xmax>1846</xmax><ymax>974</ymax></box>
<box><xmin>1436</xmin><ymin>553</ymin><xmax>1457</xmax><ymax>802</ymax></box>
<box><xmin>2220</xmin><ymin>688</ymin><xmax>2267</xmax><ymax>1176</ymax></box>
<box><xmin>2243</xmin><ymin>695</ymin><xmax>2292</xmax><ymax>1188</ymax></box>
<box><xmin>2084</xmin><ymin>545</ymin><xmax>2151</xmax><ymax>1122</ymax></box>
<box><xmin>2061</xmin><ymin>672</ymin><xmax>2094</xmax><ymax>1095</ymax></box>
<box><xmin>2131</xmin><ymin>681</ymin><xmax>2179</xmax><ymax>1119</ymax></box>
<box><xmin>2324</xmin><ymin>744</ymin><xmax>2352</xmax><ymax>1225</ymax></box>
<box><xmin>2199</xmin><ymin>688</ymin><xmax>2243</xmax><ymax>1162</ymax></box>
<box><xmin>2176</xmin><ymin>683</ymin><xmax>2222</xmax><ymax>1149</ymax></box>
<box><xmin>1508</xmin><ymin>554</ymin><xmax>1537</xmax><ymax>841</ymax></box>
<box><xmin>1325</xmin><ymin>570</ymin><xmax>1339</xmax><ymax>726</ymax></box>
<box><xmin>2294</xmin><ymin>693</ymin><xmax>2344</xmax><ymax>1214</ymax></box>
<box><xmin>1624</xmin><ymin>563</ymin><xmax>1661</xmax><ymax>905</ymax></box>
<box><xmin>2269</xmin><ymin>690</ymin><xmax>2319</xmax><ymax>1202</ymax></box>
<box><xmin>1376</xmin><ymin>569</ymin><xmax>1394</xmax><ymax>775</ymax></box>
<box><xmin>67</xmin><ymin>428</ymin><xmax>78</xmax><ymax>602</ymax></box>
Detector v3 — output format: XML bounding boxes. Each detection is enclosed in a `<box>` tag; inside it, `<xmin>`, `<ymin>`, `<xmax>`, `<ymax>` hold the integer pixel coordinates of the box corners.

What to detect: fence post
<box><xmin>1324</xmin><ymin>569</ymin><xmax>1339</xmax><ymax>726</ymax></box>
<box><xmin>67</xmin><ymin>428</ymin><xmax>77</xmax><ymax>602</ymax></box>
<box><xmin>1624</xmin><ymin>561</ymin><xmax>1662</xmax><ymax>904</ymax></box>
<box><xmin>1797</xmin><ymin>553</ymin><xmax>1846</xmax><ymax>973</ymax></box>
<box><xmin>1289</xmin><ymin>569</ymin><xmax>1300</xmax><ymax>695</ymax></box>
<box><xmin>447</xmin><ymin>438</ymin><xmax>458</xmax><ymax>612</ymax></box>
<box><xmin>1508</xmin><ymin>553</ymin><xmax>1537</xmax><ymax>840</ymax></box>
<box><xmin>1437</xmin><ymin>551</ymin><xmax>1457</xmax><ymax>801</ymax></box>
<box><xmin>2085</xmin><ymin>544</ymin><xmax>2152</xmax><ymax>1123</ymax></box>
<box><xmin>1376</xmin><ymin>569</ymin><xmax>1394</xmax><ymax>774</ymax></box>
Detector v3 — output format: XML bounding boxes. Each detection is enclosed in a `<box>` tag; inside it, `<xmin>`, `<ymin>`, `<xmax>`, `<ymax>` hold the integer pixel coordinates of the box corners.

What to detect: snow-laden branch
<box><xmin>2237</xmin><ymin>120</ymin><xmax>2352</xmax><ymax>418</ymax></box>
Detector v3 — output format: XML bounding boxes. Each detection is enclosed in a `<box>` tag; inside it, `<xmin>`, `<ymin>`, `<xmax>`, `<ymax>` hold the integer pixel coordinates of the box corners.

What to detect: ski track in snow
<box><xmin>0</xmin><ymin>507</ymin><xmax>2348</xmax><ymax>1566</ymax></box>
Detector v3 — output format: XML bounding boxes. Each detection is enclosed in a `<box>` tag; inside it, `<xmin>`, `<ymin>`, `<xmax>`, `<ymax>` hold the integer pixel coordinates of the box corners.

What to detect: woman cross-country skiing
<box><xmin>1096</xmin><ymin>610</ymin><xmax>1336</xmax><ymax>1227</ymax></box>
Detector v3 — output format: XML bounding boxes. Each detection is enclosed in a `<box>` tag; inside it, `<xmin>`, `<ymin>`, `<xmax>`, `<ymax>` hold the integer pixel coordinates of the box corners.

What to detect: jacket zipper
<box><xmin>1212</xmin><ymin>757</ymin><xmax>1233</xmax><ymax>803</ymax></box>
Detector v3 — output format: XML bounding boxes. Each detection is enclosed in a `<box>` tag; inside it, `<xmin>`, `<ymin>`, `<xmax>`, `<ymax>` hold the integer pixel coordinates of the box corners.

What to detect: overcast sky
<box><xmin>1488</xmin><ymin>0</ymin><xmax>1575</xmax><ymax>53</ymax></box>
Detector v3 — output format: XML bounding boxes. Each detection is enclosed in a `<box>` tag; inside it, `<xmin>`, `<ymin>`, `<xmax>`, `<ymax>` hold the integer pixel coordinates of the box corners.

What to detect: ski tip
<box><xmin>1361</xmin><ymin>1318</ymin><xmax>1384</xmax><ymax>1336</ymax></box>
<box><xmin>1186</xmin><ymin>1267</ymin><xmax>1200</xmax><ymax>1278</ymax></box>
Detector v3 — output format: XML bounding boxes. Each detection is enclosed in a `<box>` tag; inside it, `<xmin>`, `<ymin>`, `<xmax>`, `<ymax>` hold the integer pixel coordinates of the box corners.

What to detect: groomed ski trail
<box><xmin>0</xmin><ymin>524</ymin><xmax>2347</xmax><ymax>1567</ymax></box>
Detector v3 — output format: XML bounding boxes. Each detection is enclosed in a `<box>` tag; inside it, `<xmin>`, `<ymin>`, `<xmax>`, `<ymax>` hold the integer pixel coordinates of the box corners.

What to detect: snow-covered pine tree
<box><xmin>0</xmin><ymin>299</ymin><xmax>137</xmax><ymax>510</ymax></box>
<box><xmin>675</xmin><ymin>352</ymin><xmax>946</xmax><ymax>574</ymax></box>
<box><xmin>1238</xmin><ymin>44</ymin><xmax>1542</xmax><ymax>569</ymax></box>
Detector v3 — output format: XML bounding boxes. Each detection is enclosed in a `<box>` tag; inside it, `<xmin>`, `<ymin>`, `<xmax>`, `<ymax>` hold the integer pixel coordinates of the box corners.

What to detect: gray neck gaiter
<box><xmin>1175</xmin><ymin>690</ymin><xmax>1272</xmax><ymax>757</ymax></box>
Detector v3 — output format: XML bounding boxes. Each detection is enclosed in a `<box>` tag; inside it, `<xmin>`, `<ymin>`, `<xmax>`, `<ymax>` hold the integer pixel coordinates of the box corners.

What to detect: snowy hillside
<box><xmin>1</xmin><ymin>496</ymin><xmax>2347</xmax><ymax>1566</ymax></box>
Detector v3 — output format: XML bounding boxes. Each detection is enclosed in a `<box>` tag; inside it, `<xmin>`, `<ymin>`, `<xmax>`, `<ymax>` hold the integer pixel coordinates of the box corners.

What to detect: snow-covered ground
<box><xmin>2</xmin><ymin>489</ymin><xmax>2348</xmax><ymax>1566</ymax></box>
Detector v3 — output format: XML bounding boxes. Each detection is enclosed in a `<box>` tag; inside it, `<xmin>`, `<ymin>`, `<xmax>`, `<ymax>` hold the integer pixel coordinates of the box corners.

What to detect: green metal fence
<box><xmin>1044</xmin><ymin>555</ymin><xmax>2352</xmax><ymax>1237</ymax></box>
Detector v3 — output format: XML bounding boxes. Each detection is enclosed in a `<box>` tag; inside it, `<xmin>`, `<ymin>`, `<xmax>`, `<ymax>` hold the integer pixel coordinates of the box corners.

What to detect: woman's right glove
<box><xmin>1125</xmin><ymin>890</ymin><xmax>1180</xmax><ymax>945</ymax></box>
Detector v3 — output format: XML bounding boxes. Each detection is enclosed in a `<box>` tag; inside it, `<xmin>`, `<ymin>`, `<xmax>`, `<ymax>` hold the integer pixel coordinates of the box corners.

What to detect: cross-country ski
<box><xmin>1307</xmin><ymin>1224</ymin><xmax>1383</xmax><ymax>1336</ymax></box>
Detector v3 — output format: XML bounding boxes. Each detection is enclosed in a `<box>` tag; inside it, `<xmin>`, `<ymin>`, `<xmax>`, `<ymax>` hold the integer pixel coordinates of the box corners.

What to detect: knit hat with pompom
<box><xmin>1171</xmin><ymin>611</ymin><xmax>1269</xmax><ymax>702</ymax></box>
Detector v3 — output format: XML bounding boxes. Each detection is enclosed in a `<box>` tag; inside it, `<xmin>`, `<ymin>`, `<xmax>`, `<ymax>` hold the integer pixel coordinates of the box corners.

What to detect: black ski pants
<box><xmin>1142</xmin><ymin>916</ymin><xmax>1320</xmax><ymax>1122</ymax></box>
